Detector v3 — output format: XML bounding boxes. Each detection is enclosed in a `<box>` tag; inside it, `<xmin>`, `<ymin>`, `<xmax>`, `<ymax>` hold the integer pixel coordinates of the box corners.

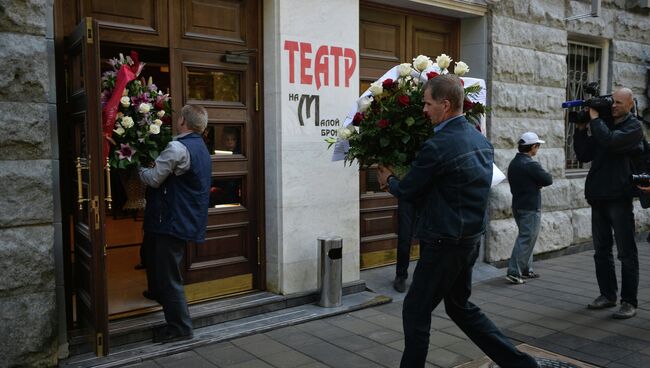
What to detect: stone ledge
<box><xmin>491</xmin><ymin>0</ymin><xmax>565</xmax><ymax>29</ymax></box>
<box><xmin>489</xmin><ymin>117</ymin><xmax>565</xmax><ymax>149</ymax></box>
<box><xmin>0</xmin><ymin>0</ymin><xmax>47</xmax><ymax>36</ymax></box>
<box><xmin>0</xmin><ymin>225</ymin><xmax>54</xmax><ymax>292</ymax></box>
<box><xmin>491</xmin><ymin>16</ymin><xmax>567</xmax><ymax>55</ymax></box>
<box><xmin>491</xmin><ymin>82</ymin><xmax>566</xmax><ymax>120</ymax></box>
<box><xmin>0</xmin><ymin>32</ymin><xmax>48</xmax><ymax>103</ymax></box>
<box><xmin>492</xmin><ymin>45</ymin><xmax>566</xmax><ymax>88</ymax></box>
<box><xmin>0</xmin><ymin>160</ymin><xmax>53</xmax><ymax>227</ymax></box>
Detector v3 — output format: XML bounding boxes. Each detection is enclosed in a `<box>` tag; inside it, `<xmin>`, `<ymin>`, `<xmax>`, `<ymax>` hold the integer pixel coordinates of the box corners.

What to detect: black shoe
<box><xmin>142</xmin><ymin>290</ymin><xmax>159</xmax><ymax>302</ymax></box>
<box><xmin>612</xmin><ymin>301</ymin><xmax>636</xmax><ymax>319</ymax></box>
<box><xmin>522</xmin><ymin>271</ymin><xmax>539</xmax><ymax>279</ymax></box>
<box><xmin>393</xmin><ymin>276</ymin><xmax>407</xmax><ymax>293</ymax></box>
<box><xmin>587</xmin><ymin>295</ymin><xmax>616</xmax><ymax>309</ymax></box>
<box><xmin>153</xmin><ymin>327</ymin><xmax>193</xmax><ymax>343</ymax></box>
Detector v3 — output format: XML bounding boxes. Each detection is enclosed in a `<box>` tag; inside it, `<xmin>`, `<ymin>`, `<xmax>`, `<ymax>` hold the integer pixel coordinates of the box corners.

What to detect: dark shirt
<box><xmin>508</xmin><ymin>153</ymin><xmax>553</xmax><ymax>211</ymax></box>
<box><xmin>574</xmin><ymin>113</ymin><xmax>643</xmax><ymax>201</ymax></box>
<box><xmin>387</xmin><ymin>115</ymin><xmax>493</xmax><ymax>242</ymax></box>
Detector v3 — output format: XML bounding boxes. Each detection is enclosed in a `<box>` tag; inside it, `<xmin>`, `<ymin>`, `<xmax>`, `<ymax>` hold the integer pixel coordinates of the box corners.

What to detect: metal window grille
<box><xmin>565</xmin><ymin>42</ymin><xmax>603</xmax><ymax>170</ymax></box>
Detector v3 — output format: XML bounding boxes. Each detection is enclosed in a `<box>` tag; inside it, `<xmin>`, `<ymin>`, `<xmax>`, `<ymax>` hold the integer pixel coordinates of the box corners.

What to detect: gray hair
<box><xmin>423</xmin><ymin>74</ymin><xmax>465</xmax><ymax>112</ymax></box>
<box><xmin>181</xmin><ymin>104</ymin><xmax>208</xmax><ymax>133</ymax></box>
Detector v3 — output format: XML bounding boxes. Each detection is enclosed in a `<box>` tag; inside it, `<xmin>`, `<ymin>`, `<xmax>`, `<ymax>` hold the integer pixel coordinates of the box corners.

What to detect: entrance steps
<box><xmin>61</xmin><ymin>281</ymin><xmax>390</xmax><ymax>367</ymax></box>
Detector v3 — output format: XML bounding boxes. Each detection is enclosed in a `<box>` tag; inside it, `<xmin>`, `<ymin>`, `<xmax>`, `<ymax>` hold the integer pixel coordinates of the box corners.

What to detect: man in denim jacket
<box><xmin>378</xmin><ymin>75</ymin><xmax>539</xmax><ymax>368</ymax></box>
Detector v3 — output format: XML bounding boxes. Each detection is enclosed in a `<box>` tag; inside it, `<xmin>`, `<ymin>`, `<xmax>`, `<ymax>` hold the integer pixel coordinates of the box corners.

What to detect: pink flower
<box><xmin>118</xmin><ymin>143</ymin><xmax>136</xmax><ymax>161</ymax></box>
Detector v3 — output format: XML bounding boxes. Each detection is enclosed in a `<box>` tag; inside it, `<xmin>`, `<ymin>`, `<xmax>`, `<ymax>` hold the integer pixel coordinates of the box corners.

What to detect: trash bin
<box><xmin>318</xmin><ymin>236</ymin><xmax>343</xmax><ymax>307</ymax></box>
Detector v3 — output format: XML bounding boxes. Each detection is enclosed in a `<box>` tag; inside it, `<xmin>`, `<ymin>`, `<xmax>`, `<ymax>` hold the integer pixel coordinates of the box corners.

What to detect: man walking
<box><xmin>378</xmin><ymin>74</ymin><xmax>539</xmax><ymax>368</ymax></box>
<box><xmin>574</xmin><ymin>88</ymin><xmax>643</xmax><ymax>319</ymax></box>
<box><xmin>139</xmin><ymin>104</ymin><xmax>212</xmax><ymax>342</ymax></box>
<box><xmin>506</xmin><ymin>132</ymin><xmax>553</xmax><ymax>284</ymax></box>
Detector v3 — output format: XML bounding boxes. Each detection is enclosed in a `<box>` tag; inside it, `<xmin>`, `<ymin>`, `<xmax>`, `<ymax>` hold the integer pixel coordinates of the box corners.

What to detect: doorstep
<box><xmin>61</xmin><ymin>281</ymin><xmax>390</xmax><ymax>367</ymax></box>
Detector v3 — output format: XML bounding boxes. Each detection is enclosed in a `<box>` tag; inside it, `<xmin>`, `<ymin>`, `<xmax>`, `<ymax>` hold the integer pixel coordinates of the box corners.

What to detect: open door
<box><xmin>64</xmin><ymin>17</ymin><xmax>109</xmax><ymax>356</ymax></box>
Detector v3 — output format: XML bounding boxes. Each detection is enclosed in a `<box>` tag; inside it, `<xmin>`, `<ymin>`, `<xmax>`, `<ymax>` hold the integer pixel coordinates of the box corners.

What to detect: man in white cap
<box><xmin>506</xmin><ymin>132</ymin><xmax>553</xmax><ymax>284</ymax></box>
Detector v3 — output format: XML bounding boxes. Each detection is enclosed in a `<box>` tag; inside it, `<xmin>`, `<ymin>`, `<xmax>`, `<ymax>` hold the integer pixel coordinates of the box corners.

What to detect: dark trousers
<box><xmin>400</xmin><ymin>241</ymin><xmax>538</xmax><ymax>368</ymax></box>
<box><xmin>591</xmin><ymin>199</ymin><xmax>639</xmax><ymax>307</ymax></box>
<box><xmin>144</xmin><ymin>233</ymin><xmax>193</xmax><ymax>335</ymax></box>
<box><xmin>396</xmin><ymin>199</ymin><xmax>416</xmax><ymax>279</ymax></box>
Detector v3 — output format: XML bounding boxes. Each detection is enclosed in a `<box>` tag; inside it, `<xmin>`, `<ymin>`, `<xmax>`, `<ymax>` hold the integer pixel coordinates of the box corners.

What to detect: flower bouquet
<box><xmin>328</xmin><ymin>54</ymin><xmax>487</xmax><ymax>178</ymax></box>
<box><xmin>101</xmin><ymin>51</ymin><xmax>172</xmax><ymax>169</ymax></box>
<box><xmin>100</xmin><ymin>51</ymin><xmax>173</xmax><ymax>210</ymax></box>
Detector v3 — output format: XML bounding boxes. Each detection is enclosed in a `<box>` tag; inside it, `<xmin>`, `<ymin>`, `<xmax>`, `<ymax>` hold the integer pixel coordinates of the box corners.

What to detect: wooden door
<box><xmin>169</xmin><ymin>0</ymin><xmax>262</xmax><ymax>299</ymax></box>
<box><xmin>64</xmin><ymin>18</ymin><xmax>109</xmax><ymax>356</ymax></box>
<box><xmin>79</xmin><ymin>0</ymin><xmax>169</xmax><ymax>47</ymax></box>
<box><xmin>359</xmin><ymin>4</ymin><xmax>459</xmax><ymax>269</ymax></box>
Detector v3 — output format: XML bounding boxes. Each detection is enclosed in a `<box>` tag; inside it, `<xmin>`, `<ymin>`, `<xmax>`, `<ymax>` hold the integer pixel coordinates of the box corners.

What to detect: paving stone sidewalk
<box><xmin>126</xmin><ymin>239</ymin><xmax>650</xmax><ymax>368</ymax></box>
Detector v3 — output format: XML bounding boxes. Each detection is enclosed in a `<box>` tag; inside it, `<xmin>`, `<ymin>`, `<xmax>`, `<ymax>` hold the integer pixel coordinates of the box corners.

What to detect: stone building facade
<box><xmin>0</xmin><ymin>0</ymin><xmax>648</xmax><ymax>366</ymax></box>
<box><xmin>0</xmin><ymin>0</ymin><xmax>60</xmax><ymax>366</ymax></box>
<box><xmin>486</xmin><ymin>0</ymin><xmax>650</xmax><ymax>263</ymax></box>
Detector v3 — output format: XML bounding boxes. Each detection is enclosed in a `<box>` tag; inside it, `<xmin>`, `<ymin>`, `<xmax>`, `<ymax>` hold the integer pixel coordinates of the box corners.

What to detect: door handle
<box><xmin>104</xmin><ymin>157</ymin><xmax>112</xmax><ymax>210</ymax></box>
<box><xmin>76</xmin><ymin>157</ymin><xmax>90</xmax><ymax>210</ymax></box>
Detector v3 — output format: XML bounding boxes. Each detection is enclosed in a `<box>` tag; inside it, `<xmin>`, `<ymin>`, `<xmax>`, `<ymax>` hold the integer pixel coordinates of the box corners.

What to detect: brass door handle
<box><xmin>76</xmin><ymin>157</ymin><xmax>89</xmax><ymax>210</ymax></box>
<box><xmin>104</xmin><ymin>157</ymin><xmax>112</xmax><ymax>210</ymax></box>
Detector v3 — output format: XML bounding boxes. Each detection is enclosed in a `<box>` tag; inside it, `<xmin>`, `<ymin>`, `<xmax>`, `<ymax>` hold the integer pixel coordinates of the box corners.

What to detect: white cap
<box><xmin>518</xmin><ymin>132</ymin><xmax>545</xmax><ymax>145</ymax></box>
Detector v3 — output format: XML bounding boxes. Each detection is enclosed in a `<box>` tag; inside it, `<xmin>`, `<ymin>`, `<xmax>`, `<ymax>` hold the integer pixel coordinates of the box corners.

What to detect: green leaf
<box><xmin>380</xmin><ymin>137</ymin><xmax>390</xmax><ymax>147</ymax></box>
<box><xmin>405</xmin><ymin>116</ymin><xmax>415</xmax><ymax>126</ymax></box>
<box><xmin>401</xmin><ymin>135</ymin><xmax>411</xmax><ymax>144</ymax></box>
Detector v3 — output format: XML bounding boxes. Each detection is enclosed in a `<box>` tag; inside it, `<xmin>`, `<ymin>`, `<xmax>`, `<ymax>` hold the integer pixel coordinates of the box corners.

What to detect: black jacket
<box><xmin>574</xmin><ymin>113</ymin><xmax>643</xmax><ymax>202</ymax></box>
<box><xmin>508</xmin><ymin>153</ymin><xmax>553</xmax><ymax>210</ymax></box>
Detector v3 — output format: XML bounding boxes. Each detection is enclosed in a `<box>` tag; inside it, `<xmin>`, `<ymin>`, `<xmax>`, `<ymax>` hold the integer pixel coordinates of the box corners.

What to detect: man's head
<box><xmin>422</xmin><ymin>74</ymin><xmax>464</xmax><ymax>125</ymax></box>
<box><xmin>178</xmin><ymin>104</ymin><xmax>208</xmax><ymax>134</ymax></box>
<box><xmin>222</xmin><ymin>127</ymin><xmax>239</xmax><ymax>151</ymax></box>
<box><xmin>518</xmin><ymin>132</ymin><xmax>544</xmax><ymax>157</ymax></box>
<box><xmin>611</xmin><ymin>88</ymin><xmax>634</xmax><ymax>121</ymax></box>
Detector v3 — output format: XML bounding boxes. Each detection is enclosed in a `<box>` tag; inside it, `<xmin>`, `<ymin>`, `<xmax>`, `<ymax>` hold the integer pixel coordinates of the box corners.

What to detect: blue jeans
<box><xmin>507</xmin><ymin>209</ymin><xmax>541</xmax><ymax>277</ymax></box>
<box><xmin>591</xmin><ymin>199</ymin><xmax>638</xmax><ymax>307</ymax></box>
<box><xmin>400</xmin><ymin>240</ymin><xmax>539</xmax><ymax>368</ymax></box>
<box><xmin>396</xmin><ymin>199</ymin><xmax>415</xmax><ymax>279</ymax></box>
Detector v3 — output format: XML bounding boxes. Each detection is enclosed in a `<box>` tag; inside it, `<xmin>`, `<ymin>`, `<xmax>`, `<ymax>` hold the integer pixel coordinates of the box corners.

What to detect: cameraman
<box><xmin>573</xmin><ymin>88</ymin><xmax>643</xmax><ymax>319</ymax></box>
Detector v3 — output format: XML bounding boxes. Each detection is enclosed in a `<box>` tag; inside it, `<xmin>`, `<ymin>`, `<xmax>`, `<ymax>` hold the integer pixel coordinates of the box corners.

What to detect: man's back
<box><xmin>508</xmin><ymin>153</ymin><xmax>553</xmax><ymax>210</ymax></box>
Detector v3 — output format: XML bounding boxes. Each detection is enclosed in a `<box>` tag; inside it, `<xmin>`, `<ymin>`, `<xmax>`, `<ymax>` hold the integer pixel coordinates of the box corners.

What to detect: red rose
<box><xmin>377</xmin><ymin>119</ymin><xmax>390</xmax><ymax>128</ymax></box>
<box><xmin>463</xmin><ymin>99</ymin><xmax>475</xmax><ymax>112</ymax></box>
<box><xmin>382</xmin><ymin>78</ymin><xmax>396</xmax><ymax>90</ymax></box>
<box><xmin>352</xmin><ymin>112</ymin><xmax>364</xmax><ymax>126</ymax></box>
<box><xmin>161</xmin><ymin>115</ymin><xmax>172</xmax><ymax>125</ymax></box>
<box><xmin>397</xmin><ymin>95</ymin><xmax>410</xmax><ymax>107</ymax></box>
<box><xmin>154</xmin><ymin>99</ymin><xmax>165</xmax><ymax>111</ymax></box>
<box><xmin>426</xmin><ymin>71</ymin><xmax>439</xmax><ymax>80</ymax></box>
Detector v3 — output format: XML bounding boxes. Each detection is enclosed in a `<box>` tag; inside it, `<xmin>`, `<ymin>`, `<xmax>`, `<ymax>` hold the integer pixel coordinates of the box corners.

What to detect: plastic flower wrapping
<box><xmin>101</xmin><ymin>51</ymin><xmax>173</xmax><ymax>169</ymax></box>
<box><xmin>329</xmin><ymin>54</ymin><xmax>487</xmax><ymax>177</ymax></box>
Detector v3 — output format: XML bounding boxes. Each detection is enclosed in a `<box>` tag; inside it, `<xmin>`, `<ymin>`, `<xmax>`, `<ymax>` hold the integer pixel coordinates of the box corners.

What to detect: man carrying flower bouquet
<box><xmin>378</xmin><ymin>75</ymin><xmax>539</xmax><ymax>368</ymax></box>
<box><xmin>139</xmin><ymin>104</ymin><xmax>211</xmax><ymax>343</ymax></box>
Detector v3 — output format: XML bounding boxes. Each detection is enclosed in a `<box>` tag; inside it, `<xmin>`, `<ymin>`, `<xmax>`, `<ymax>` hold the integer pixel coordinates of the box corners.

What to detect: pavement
<box><xmin>120</xmin><ymin>237</ymin><xmax>650</xmax><ymax>368</ymax></box>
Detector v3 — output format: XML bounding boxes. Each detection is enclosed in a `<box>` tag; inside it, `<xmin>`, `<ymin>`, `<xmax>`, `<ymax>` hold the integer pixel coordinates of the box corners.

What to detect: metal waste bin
<box><xmin>318</xmin><ymin>236</ymin><xmax>343</xmax><ymax>307</ymax></box>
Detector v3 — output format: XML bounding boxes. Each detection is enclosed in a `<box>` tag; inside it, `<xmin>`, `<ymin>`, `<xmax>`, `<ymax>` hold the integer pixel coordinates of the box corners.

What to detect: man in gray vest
<box><xmin>139</xmin><ymin>104</ymin><xmax>212</xmax><ymax>342</ymax></box>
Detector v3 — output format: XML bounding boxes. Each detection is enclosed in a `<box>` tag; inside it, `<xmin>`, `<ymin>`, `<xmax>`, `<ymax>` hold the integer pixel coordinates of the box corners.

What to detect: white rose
<box><xmin>121</xmin><ymin>116</ymin><xmax>134</xmax><ymax>129</ymax></box>
<box><xmin>454</xmin><ymin>61</ymin><xmax>469</xmax><ymax>76</ymax></box>
<box><xmin>120</xmin><ymin>96</ymin><xmax>130</xmax><ymax>107</ymax></box>
<box><xmin>149</xmin><ymin>124</ymin><xmax>161</xmax><ymax>135</ymax></box>
<box><xmin>113</xmin><ymin>126</ymin><xmax>125</xmax><ymax>136</ymax></box>
<box><xmin>138</xmin><ymin>103</ymin><xmax>152</xmax><ymax>114</ymax></box>
<box><xmin>436</xmin><ymin>54</ymin><xmax>452</xmax><ymax>70</ymax></box>
<box><xmin>368</xmin><ymin>81</ymin><xmax>383</xmax><ymax>96</ymax></box>
<box><xmin>357</xmin><ymin>96</ymin><xmax>373</xmax><ymax>112</ymax></box>
<box><xmin>338</xmin><ymin>127</ymin><xmax>353</xmax><ymax>140</ymax></box>
<box><xmin>397</xmin><ymin>63</ymin><xmax>412</xmax><ymax>77</ymax></box>
<box><xmin>153</xmin><ymin>119</ymin><xmax>163</xmax><ymax>126</ymax></box>
<box><xmin>157</xmin><ymin>110</ymin><xmax>165</xmax><ymax>118</ymax></box>
<box><xmin>412</xmin><ymin>55</ymin><xmax>433</xmax><ymax>72</ymax></box>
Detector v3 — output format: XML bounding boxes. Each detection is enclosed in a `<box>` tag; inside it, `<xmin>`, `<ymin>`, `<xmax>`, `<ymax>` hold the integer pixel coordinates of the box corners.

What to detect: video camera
<box><xmin>562</xmin><ymin>82</ymin><xmax>613</xmax><ymax>124</ymax></box>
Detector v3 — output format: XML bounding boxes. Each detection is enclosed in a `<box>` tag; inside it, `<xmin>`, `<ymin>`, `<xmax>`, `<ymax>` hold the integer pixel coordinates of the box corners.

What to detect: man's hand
<box><xmin>377</xmin><ymin>165</ymin><xmax>394</xmax><ymax>191</ymax></box>
<box><xmin>637</xmin><ymin>185</ymin><xmax>650</xmax><ymax>193</ymax></box>
<box><xmin>588</xmin><ymin>107</ymin><xmax>599</xmax><ymax>120</ymax></box>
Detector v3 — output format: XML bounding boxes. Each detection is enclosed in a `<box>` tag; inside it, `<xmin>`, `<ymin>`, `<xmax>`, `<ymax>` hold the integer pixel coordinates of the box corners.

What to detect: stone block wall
<box><xmin>485</xmin><ymin>0</ymin><xmax>650</xmax><ymax>263</ymax></box>
<box><xmin>0</xmin><ymin>0</ymin><xmax>58</xmax><ymax>366</ymax></box>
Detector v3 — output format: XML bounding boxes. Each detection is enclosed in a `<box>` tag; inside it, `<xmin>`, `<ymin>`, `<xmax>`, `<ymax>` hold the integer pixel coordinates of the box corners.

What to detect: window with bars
<box><xmin>565</xmin><ymin>41</ymin><xmax>607</xmax><ymax>171</ymax></box>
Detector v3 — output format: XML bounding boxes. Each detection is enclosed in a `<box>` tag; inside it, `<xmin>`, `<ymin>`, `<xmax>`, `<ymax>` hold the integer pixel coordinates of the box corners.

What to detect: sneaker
<box><xmin>522</xmin><ymin>271</ymin><xmax>539</xmax><ymax>279</ymax></box>
<box><xmin>587</xmin><ymin>295</ymin><xmax>616</xmax><ymax>309</ymax></box>
<box><xmin>612</xmin><ymin>301</ymin><xmax>636</xmax><ymax>319</ymax></box>
<box><xmin>393</xmin><ymin>276</ymin><xmax>407</xmax><ymax>293</ymax></box>
<box><xmin>506</xmin><ymin>274</ymin><xmax>525</xmax><ymax>284</ymax></box>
